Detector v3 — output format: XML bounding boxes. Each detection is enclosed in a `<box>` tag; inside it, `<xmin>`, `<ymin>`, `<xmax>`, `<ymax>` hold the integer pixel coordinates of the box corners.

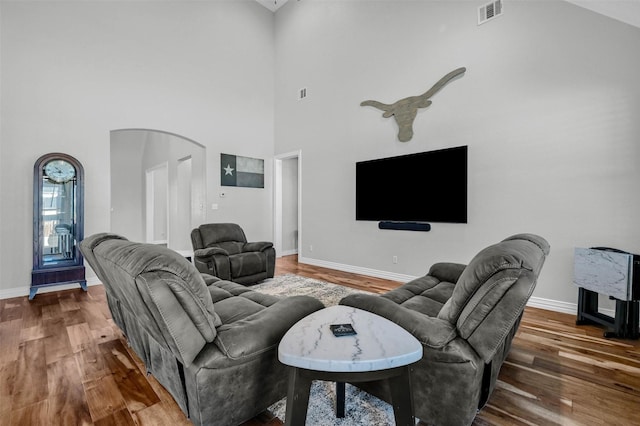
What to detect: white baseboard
<box><xmin>279</xmin><ymin>249</ymin><xmax>299</xmax><ymax>257</ymax></box>
<box><xmin>527</xmin><ymin>296</ymin><xmax>577</xmax><ymax>315</ymax></box>
<box><xmin>298</xmin><ymin>256</ymin><xmax>422</xmax><ymax>285</ymax></box>
<box><xmin>298</xmin><ymin>256</ymin><xmax>617</xmax><ymax>317</ymax></box>
<box><xmin>527</xmin><ymin>295</ymin><xmax>615</xmax><ymax>317</ymax></box>
<box><xmin>0</xmin><ymin>277</ymin><xmax>101</xmax><ymax>300</ymax></box>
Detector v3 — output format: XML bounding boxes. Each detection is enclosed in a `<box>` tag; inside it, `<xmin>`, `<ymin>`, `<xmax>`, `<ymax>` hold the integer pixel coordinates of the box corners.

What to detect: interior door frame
<box><xmin>145</xmin><ymin>161</ymin><xmax>169</xmax><ymax>245</ymax></box>
<box><xmin>273</xmin><ymin>150</ymin><xmax>302</xmax><ymax>258</ymax></box>
<box><xmin>176</xmin><ymin>155</ymin><xmax>194</xmax><ymax>250</ymax></box>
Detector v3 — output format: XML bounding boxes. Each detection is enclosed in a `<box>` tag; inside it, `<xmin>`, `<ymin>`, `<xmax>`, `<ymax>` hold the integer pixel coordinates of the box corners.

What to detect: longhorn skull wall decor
<box><xmin>360</xmin><ymin>67</ymin><xmax>466</xmax><ymax>142</ymax></box>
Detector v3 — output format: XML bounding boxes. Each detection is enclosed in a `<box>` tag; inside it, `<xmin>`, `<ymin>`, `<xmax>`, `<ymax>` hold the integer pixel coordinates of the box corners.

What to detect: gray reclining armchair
<box><xmin>340</xmin><ymin>233</ymin><xmax>550</xmax><ymax>426</ymax></box>
<box><xmin>191</xmin><ymin>223</ymin><xmax>275</xmax><ymax>285</ymax></box>
<box><xmin>80</xmin><ymin>233</ymin><xmax>324</xmax><ymax>426</ymax></box>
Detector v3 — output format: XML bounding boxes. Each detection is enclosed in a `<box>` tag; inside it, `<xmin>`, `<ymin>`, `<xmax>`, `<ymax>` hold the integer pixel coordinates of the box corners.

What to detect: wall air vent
<box><xmin>478</xmin><ymin>0</ymin><xmax>503</xmax><ymax>25</ymax></box>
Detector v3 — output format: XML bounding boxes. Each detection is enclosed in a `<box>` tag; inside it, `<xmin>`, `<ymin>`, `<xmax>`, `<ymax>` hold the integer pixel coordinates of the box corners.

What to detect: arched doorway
<box><xmin>110</xmin><ymin>129</ymin><xmax>206</xmax><ymax>251</ymax></box>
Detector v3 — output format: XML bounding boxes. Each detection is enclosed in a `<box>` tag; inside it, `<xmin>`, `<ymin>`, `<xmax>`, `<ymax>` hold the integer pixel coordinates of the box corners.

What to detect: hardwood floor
<box><xmin>0</xmin><ymin>255</ymin><xmax>638</xmax><ymax>426</ymax></box>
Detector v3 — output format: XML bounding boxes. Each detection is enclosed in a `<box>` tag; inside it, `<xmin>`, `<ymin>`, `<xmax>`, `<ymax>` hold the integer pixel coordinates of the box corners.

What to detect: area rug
<box><xmin>268</xmin><ymin>381</ymin><xmax>395</xmax><ymax>426</ymax></box>
<box><xmin>251</xmin><ymin>273</ymin><xmax>371</xmax><ymax>306</ymax></box>
<box><xmin>252</xmin><ymin>274</ymin><xmax>397</xmax><ymax>425</ymax></box>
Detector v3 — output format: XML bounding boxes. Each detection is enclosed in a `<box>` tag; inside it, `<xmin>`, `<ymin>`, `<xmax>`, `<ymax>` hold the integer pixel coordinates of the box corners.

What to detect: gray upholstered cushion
<box><xmin>437</xmin><ymin>235</ymin><xmax>548</xmax><ymax>324</ymax></box>
<box><xmin>230</xmin><ymin>252</ymin><xmax>265</xmax><ymax>277</ymax></box>
<box><xmin>81</xmin><ymin>232</ymin><xmax>325</xmax><ymax>426</ymax></box>
<box><xmin>81</xmin><ymin>234</ymin><xmax>220</xmax><ymax>366</ymax></box>
<box><xmin>194</xmin><ymin>223</ymin><xmax>247</xmax><ymax>248</ymax></box>
<box><xmin>93</xmin><ymin>239</ymin><xmax>222</xmax><ymax>336</ymax></box>
<box><xmin>79</xmin><ymin>232</ymin><xmax>128</xmax><ymax>288</ymax></box>
<box><xmin>214</xmin><ymin>241</ymin><xmax>245</xmax><ymax>256</ymax></box>
<box><xmin>191</xmin><ymin>223</ymin><xmax>276</xmax><ymax>285</ymax></box>
<box><xmin>340</xmin><ymin>294</ymin><xmax>457</xmax><ymax>348</ymax></box>
<box><xmin>381</xmin><ymin>274</ymin><xmax>454</xmax><ymax>317</ymax></box>
<box><xmin>200</xmin><ymin>279</ymin><xmax>327</xmax><ymax>360</ymax></box>
<box><xmin>377</xmin><ymin>262</ymin><xmax>464</xmax><ymax>318</ymax></box>
<box><xmin>339</xmin><ymin>233</ymin><xmax>550</xmax><ymax>426</ymax></box>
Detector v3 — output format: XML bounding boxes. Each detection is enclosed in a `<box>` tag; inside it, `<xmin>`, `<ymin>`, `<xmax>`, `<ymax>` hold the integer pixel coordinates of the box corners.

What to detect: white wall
<box><xmin>0</xmin><ymin>1</ymin><xmax>275</xmax><ymax>296</ymax></box>
<box><xmin>3</xmin><ymin>0</ymin><xmax>639</xmax><ymax>312</ymax></box>
<box><xmin>110</xmin><ymin>131</ymin><xmax>146</xmax><ymax>242</ymax></box>
<box><xmin>275</xmin><ymin>0</ymin><xmax>640</xmax><ymax>309</ymax></box>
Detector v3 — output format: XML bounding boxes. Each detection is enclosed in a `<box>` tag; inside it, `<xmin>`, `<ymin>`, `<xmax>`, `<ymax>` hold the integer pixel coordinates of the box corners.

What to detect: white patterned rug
<box><xmin>251</xmin><ymin>274</ymin><xmax>397</xmax><ymax>426</ymax></box>
<box><xmin>252</xmin><ymin>273</ymin><xmax>372</xmax><ymax>306</ymax></box>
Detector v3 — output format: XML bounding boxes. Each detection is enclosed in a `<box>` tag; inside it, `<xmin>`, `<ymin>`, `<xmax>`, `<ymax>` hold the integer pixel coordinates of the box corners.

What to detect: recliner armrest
<box><xmin>243</xmin><ymin>241</ymin><xmax>273</xmax><ymax>252</ymax></box>
<box><xmin>340</xmin><ymin>294</ymin><xmax>456</xmax><ymax>348</ymax></box>
<box><xmin>194</xmin><ymin>247</ymin><xmax>229</xmax><ymax>258</ymax></box>
<box><xmin>428</xmin><ymin>262</ymin><xmax>467</xmax><ymax>284</ymax></box>
<box><xmin>214</xmin><ymin>295</ymin><xmax>324</xmax><ymax>360</ymax></box>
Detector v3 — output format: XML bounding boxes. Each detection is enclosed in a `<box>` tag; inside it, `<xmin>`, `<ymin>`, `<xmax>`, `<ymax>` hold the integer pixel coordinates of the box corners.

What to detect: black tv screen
<box><xmin>356</xmin><ymin>146</ymin><xmax>467</xmax><ymax>223</ymax></box>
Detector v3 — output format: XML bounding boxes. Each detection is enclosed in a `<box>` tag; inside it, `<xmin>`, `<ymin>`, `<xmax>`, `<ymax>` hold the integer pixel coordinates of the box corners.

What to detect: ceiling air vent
<box><xmin>478</xmin><ymin>0</ymin><xmax>503</xmax><ymax>25</ymax></box>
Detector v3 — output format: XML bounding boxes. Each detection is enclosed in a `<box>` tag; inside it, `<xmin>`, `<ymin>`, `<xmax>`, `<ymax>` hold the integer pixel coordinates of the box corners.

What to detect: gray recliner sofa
<box><xmin>80</xmin><ymin>233</ymin><xmax>324</xmax><ymax>426</ymax></box>
<box><xmin>340</xmin><ymin>233</ymin><xmax>550</xmax><ymax>426</ymax></box>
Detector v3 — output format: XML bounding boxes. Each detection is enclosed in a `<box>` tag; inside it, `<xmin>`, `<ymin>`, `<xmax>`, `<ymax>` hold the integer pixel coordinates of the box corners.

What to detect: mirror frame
<box><xmin>30</xmin><ymin>152</ymin><xmax>86</xmax><ymax>300</ymax></box>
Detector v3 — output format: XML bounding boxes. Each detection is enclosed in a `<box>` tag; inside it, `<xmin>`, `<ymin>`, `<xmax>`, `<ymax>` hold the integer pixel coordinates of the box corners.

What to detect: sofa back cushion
<box><xmin>80</xmin><ymin>232</ymin><xmax>128</xmax><ymax>295</ymax></box>
<box><xmin>82</xmin><ymin>234</ymin><xmax>222</xmax><ymax>366</ymax></box>
<box><xmin>437</xmin><ymin>234</ymin><xmax>550</xmax><ymax>361</ymax></box>
<box><xmin>192</xmin><ymin>223</ymin><xmax>247</xmax><ymax>249</ymax></box>
<box><xmin>214</xmin><ymin>241</ymin><xmax>245</xmax><ymax>256</ymax></box>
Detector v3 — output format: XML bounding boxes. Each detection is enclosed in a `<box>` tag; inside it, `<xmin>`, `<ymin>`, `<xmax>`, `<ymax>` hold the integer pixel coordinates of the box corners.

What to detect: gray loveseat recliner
<box><xmin>340</xmin><ymin>233</ymin><xmax>550</xmax><ymax>426</ymax></box>
<box><xmin>191</xmin><ymin>223</ymin><xmax>275</xmax><ymax>285</ymax></box>
<box><xmin>80</xmin><ymin>233</ymin><xmax>324</xmax><ymax>426</ymax></box>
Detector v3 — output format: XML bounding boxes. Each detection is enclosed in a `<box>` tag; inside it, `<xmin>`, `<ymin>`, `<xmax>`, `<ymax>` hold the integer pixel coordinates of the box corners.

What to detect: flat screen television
<box><xmin>356</xmin><ymin>145</ymin><xmax>467</xmax><ymax>223</ymax></box>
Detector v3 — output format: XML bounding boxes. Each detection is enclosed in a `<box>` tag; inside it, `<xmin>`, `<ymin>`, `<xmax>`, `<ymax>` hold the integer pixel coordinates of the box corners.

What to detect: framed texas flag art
<box><xmin>220</xmin><ymin>153</ymin><xmax>264</xmax><ymax>188</ymax></box>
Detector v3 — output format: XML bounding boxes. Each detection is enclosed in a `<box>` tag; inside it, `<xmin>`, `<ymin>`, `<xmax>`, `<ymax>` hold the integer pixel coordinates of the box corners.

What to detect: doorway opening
<box><xmin>274</xmin><ymin>150</ymin><xmax>302</xmax><ymax>258</ymax></box>
<box><xmin>145</xmin><ymin>162</ymin><xmax>169</xmax><ymax>245</ymax></box>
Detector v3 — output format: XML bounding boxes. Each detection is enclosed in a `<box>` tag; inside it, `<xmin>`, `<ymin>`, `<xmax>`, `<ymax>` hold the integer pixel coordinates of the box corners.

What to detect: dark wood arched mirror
<box><xmin>30</xmin><ymin>152</ymin><xmax>86</xmax><ymax>300</ymax></box>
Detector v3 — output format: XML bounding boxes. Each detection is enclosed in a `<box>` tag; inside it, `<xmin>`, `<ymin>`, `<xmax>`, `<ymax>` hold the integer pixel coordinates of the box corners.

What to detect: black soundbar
<box><xmin>378</xmin><ymin>221</ymin><xmax>431</xmax><ymax>232</ymax></box>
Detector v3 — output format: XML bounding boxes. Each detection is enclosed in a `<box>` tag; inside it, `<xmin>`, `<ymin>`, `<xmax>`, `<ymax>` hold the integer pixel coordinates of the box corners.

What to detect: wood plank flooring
<box><xmin>1</xmin><ymin>255</ymin><xmax>638</xmax><ymax>426</ymax></box>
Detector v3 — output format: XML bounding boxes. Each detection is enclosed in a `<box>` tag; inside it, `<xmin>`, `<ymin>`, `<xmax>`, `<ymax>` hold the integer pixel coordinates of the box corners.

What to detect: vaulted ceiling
<box><xmin>254</xmin><ymin>0</ymin><xmax>289</xmax><ymax>13</ymax></box>
<box><xmin>566</xmin><ymin>0</ymin><xmax>640</xmax><ymax>28</ymax></box>
<box><xmin>254</xmin><ymin>0</ymin><xmax>640</xmax><ymax>29</ymax></box>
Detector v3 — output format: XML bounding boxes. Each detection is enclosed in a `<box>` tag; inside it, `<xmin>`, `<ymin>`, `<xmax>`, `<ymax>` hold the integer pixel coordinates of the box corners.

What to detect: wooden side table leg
<box><xmin>285</xmin><ymin>368</ymin><xmax>313</xmax><ymax>426</ymax></box>
<box><xmin>336</xmin><ymin>381</ymin><xmax>345</xmax><ymax>418</ymax></box>
<box><xmin>388</xmin><ymin>366</ymin><xmax>415</xmax><ymax>426</ymax></box>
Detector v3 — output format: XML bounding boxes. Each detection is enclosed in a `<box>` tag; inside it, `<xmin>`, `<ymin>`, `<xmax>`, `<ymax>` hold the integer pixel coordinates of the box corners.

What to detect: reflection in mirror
<box><xmin>42</xmin><ymin>179</ymin><xmax>77</xmax><ymax>265</ymax></box>
<box><xmin>110</xmin><ymin>129</ymin><xmax>206</xmax><ymax>251</ymax></box>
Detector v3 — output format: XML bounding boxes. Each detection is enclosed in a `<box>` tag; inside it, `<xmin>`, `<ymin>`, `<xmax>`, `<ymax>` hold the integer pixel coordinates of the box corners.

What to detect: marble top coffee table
<box><xmin>278</xmin><ymin>305</ymin><xmax>423</xmax><ymax>426</ymax></box>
